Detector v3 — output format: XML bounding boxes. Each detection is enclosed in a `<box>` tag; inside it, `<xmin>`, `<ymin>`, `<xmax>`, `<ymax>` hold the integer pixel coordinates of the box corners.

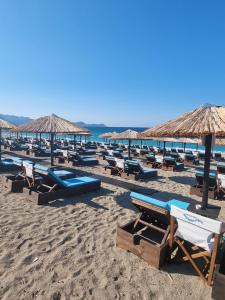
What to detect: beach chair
<box><xmin>190</xmin><ymin>169</ymin><xmax>217</xmax><ymax>199</ymax></box>
<box><xmin>162</xmin><ymin>156</ymin><xmax>184</xmax><ymax>171</ymax></box>
<box><xmin>104</xmin><ymin>156</ymin><xmax>118</xmax><ymax>175</ymax></box>
<box><xmin>69</xmin><ymin>152</ymin><xmax>98</xmax><ymax>166</ymax></box>
<box><xmin>169</xmin><ymin>205</ymin><xmax>225</xmax><ymax>285</ymax></box>
<box><xmin>217</xmin><ymin>163</ymin><xmax>225</xmax><ymax>175</ymax></box>
<box><xmin>214</xmin><ymin>152</ymin><xmax>223</xmax><ymax>161</ymax></box>
<box><xmin>145</xmin><ymin>154</ymin><xmax>157</xmax><ymax>168</ymax></box>
<box><xmin>25</xmin><ymin>164</ymin><xmax>101</xmax><ymax>204</ymax></box>
<box><xmin>0</xmin><ymin>158</ymin><xmax>21</xmax><ymax>172</ymax></box>
<box><xmin>122</xmin><ymin>160</ymin><xmax>157</xmax><ymax>180</ymax></box>
<box><xmin>117</xmin><ymin>192</ymin><xmax>190</xmax><ymax>269</ymax></box>
<box><xmin>216</xmin><ymin>174</ymin><xmax>225</xmax><ymax>199</ymax></box>
<box><xmin>184</xmin><ymin>154</ymin><xmax>200</xmax><ymax>166</ymax></box>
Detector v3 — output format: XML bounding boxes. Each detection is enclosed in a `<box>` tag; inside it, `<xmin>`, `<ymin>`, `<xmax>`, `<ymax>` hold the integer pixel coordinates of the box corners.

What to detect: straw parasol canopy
<box><xmin>0</xmin><ymin>118</ymin><xmax>16</xmax><ymax>130</ymax></box>
<box><xmin>99</xmin><ymin>131</ymin><xmax>117</xmax><ymax>139</ymax></box>
<box><xmin>143</xmin><ymin>104</ymin><xmax>225</xmax><ymax>210</ymax></box>
<box><xmin>13</xmin><ymin>114</ymin><xmax>87</xmax><ymax>134</ymax></box>
<box><xmin>111</xmin><ymin>129</ymin><xmax>143</xmax><ymax>140</ymax></box>
<box><xmin>0</xmin><ymin>118</ymin><xmax>16</xmax><ymax>161</ymax></box>
<box><xmin>143</xmin><ymin>105</ymin><xmax>225</xmax><ymax>138</ymax></box>
<box><xmin>111</xmin><ymin>129</ymin><xmax>143</xmax><ymax>159</ymax></box>
<box><xmin>13</xmin><ymin>114</ymin><xmax>88</xmax><ymax>166</ymax></box>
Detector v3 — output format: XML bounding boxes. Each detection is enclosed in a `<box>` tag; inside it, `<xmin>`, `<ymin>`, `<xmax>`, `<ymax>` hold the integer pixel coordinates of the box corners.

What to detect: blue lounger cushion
<box><xmin>53</xmin><ymin>170</ymin><xmax>74</xmax><ymax>177</ymax></box>
<box><xmin>195</xmin><ymin>170</ymin><xmax>217</xmax><ymax>177</ymax></box>
<box><xmin>35</xmin><ymin>164</ymin><xmax>49</xmax><ymax>172</ymax></box>
<box><xmin>217</xmin><ymin>163</ymin><xmax>225</xmax><ymax>167</ymax></box>
<box><xmin>167</xmin><ymin>199</ymin><xmax>190</xmax><ymax>211</ymax></box>
<box><xmin>176</xmin><ymin>162</ymin><xmax>184</xmax><ymax>166</ymax></box>
<box><xmin>130</xmin><ymin>192</ymin><xmax>168</xmax><ymax>209</ymax></box>
<box><xmin>62</xmin><ymin>176</ymin><xmax>100</xmax><ymax>188</ymax></box>
<box><xmin>81</xmin><ymin>157</ymin><xmax>97</xmax><ymax>162</ymax></box>
<box><xmin>130</xmin><ymin>192</ymin><xmax>190</xmax><ymax>211</ymax></box>
<box><xmin>142</xmin><ymin>168</ymin><xmax>157</xmax><ymax>174</ymax></box>
<box><xmin>0</xmin><ymin>160</ymin><xmax>15</xmax><ymax>166</ymax></box>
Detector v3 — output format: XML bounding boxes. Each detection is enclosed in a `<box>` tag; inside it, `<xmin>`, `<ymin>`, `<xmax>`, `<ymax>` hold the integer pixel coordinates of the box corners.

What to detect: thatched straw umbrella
<box><xmin>0</xmin><ymin>118</ymin><xmax>16</xmax><ymax>161</ymax></box>
<box><xmin>13</xmin><ymin>114</ymin><xmax>87</xmax><ymax>166</ymax></box>
<box><xmin>143</xmin><ymin>104</ymin><xmax>225</xmax><ymax>209</ymax></box>
<box><xmin>111</xmin><ymin>129</ymin><xmax>143</xmax><ymax>159</ymax></box>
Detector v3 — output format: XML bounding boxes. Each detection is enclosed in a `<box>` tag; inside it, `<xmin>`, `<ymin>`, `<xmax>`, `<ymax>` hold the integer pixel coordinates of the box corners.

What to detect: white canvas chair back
<box><xmin>108</xmin><ymin>150</ymin><xmax>113</xmax><ymax>156</ymax></box>
<box><xmin>136</xmin><ymin>149</ymin><xmax>141</xmax><ymax>154</ymax></box>
<box><xmin>115</xmin><ymin>158</ymin><xmax>124</xmax><ymax>169</ymax></box>
<box><xmin>217</xmin><ymin>174</ymin><xmax>225</xmax><ymax>189</ymax></box>
<box><xmin>155</xmin><ymin>155</ymin><xmax>163</xmax><ymax>163</ymax></box>
<box><xmin>62</xmin><ymin>150</ymin><xmax>68</xmax><ymax>158</ymax></box>
<box><xmin>179</xmin><ymin>153</ymin><xmax>186</xmax><ymax>160</ymax></box>
<box><xmin>23</xmin><ymin>162</ymin><xmax>34</xmax><ymax>179</ymax></box>
<box><xmin>170</xmin><ymin>205</ymin><xmax>222</xmax><ymax>253</ymax></box>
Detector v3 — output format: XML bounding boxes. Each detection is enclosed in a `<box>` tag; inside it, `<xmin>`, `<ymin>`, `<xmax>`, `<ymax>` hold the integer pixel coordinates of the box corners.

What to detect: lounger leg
<box><xmin>176</xmin><ymin>239</ymin><xmax>208</xmax><ymax>284</ymax></box>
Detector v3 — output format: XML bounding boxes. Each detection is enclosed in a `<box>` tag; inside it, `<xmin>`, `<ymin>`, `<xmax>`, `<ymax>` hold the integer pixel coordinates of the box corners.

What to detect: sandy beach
<box><xmin>0</xmin><ymin>158</ymin><xmax>224</xmax><ymax>300</ymax></box>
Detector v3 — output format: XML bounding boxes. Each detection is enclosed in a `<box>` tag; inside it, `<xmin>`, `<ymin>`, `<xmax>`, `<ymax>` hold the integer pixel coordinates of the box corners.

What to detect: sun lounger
<box><xmin>184</xmin><ymin>154</ymin><xmax>200</xmax><ymax>166</ymax></box>
<box><xmin>190</xmin><ymin>169</ymin><xmax>217</xmax><ymax>199</ymax></box>
<box><xmin>122</xmin><ymin>160</ymin><xmax>157</xmax><ymax>180</ymax></box>
<box><xmin>169</xmin><ymin>205</ymin><xmax>225</xmax><ymax>285</ymax></box>
<box><xmin>162</xmin><ymin>156</ymin><xmax>184</xmax><ymax>171</ymax></box>
<box><xmin>68</xmin><ymin>152</ymin><xmax>98</xmax><ymax>166</ymax></box>
<box><xmin>214</xmin><ymin>152</ymin><xmax>223</xmax><ymax>161</ymax></box>
<box><xmin>217</xmin><ymin>163</ymin><xmax>225</xmax><ymax>174</ymax></box>
<box><xmin>0</xmin><ymin>158</ymin><xmax>21</xmax><ymax>172</ymax></box>
<box><xmin>117</xmin><ymin>192</ymin><xmax>189</xmax><ymax>269</ymax></box>
<box><xmin>22</xmin><ymin>163</ymin><xmax>101</xmax><ymax>205</ymax></box>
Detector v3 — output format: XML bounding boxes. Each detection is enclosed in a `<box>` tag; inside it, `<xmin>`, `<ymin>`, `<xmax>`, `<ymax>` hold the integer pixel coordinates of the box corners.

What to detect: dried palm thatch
<box><xmin>99</xmin><ymin>131</ymin><xmax>117</xmax><ymax>139</ymax></box>
<box><xmin>0</xmin><ymin>118</ymin><xmax>16</xmax><ymax>130</ymax></box>
<box><xmin>111</xmin><ymin>129</ymin><xmax>143</xmax><ymax>140</ymax></box>
<box><xmin>13</xmin><ymin>114</ymin><xmax>87</xmax><ymax>134</ymax></box>
<box><xmin>143</xmin><ymin>105</ymin><xmax>225</xmax><ymax>138</ymax></box>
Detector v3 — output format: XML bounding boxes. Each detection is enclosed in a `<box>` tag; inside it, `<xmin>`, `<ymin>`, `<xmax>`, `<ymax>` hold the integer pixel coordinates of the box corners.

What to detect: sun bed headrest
<box><xmin>130</xmin><ymin>192</ymin><xmax>190</xmax><ymax>212</ymax></box>
<box><xmin>130</xmin><ymin>192</ymin><xmax>168</xmax><ymax>210</ymax></box>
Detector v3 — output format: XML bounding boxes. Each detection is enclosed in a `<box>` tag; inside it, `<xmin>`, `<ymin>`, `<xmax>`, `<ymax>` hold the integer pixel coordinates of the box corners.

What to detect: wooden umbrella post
<box><xmin>128</xmin><ymin>139</ymin><xmax>131</xmax><ymax>159</ymax></box>
<box><xmin>202</xmin><ymin>134</ymin><xmax>212</xmax><ymax>209</ymax></box>
<box><xmin>163</xmin><ymin>141</ymin><xmax>166</xmax><ymax>156</ymax></box>
<box><xmin>74</xmin><ymin>134</ymin><xmax>76</xmax><ymax>150</ymax></box>
<box><xmin>50</xmin><ymin>133</ymin><xmax>55</xmax><ymax>166</ymax></box>
<box><xmin>0</xmin><ymin>127</ymin><xmax>2</xmax><ymax>161</ymax></box>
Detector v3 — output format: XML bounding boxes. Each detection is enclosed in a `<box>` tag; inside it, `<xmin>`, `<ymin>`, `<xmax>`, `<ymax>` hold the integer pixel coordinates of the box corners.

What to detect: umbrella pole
<box><xmin>184</xmin><ymin>142</ymin><xmax>186</xmax><ymax>153</ymax></box>
<box><xmin>74</xmin><ymin>134</ymin><xmax>76</xmax><ymax>150</ymax></box>
<box><xmin>163</xmin><ymin>141</ymin><xmax>166</xmax><ymax>156</ymax></box>
<box><xmin>202</xmin><ymin>134</ymin><xmax>212</xmax><ymax>209</ymax></box>
<box><xmin>0</xmin><ymin>128</ymin><xmax>2</xmax><ymax>161</ymax></box>
<box><xmin>50</xmin><ymin>133</ymin><xmax>54</xmax><ymax>166</ymax></box>
<box><xmin>128</xmin><ymin>139</ymin><xmax>131</xmax><ymax>159</ymax></box>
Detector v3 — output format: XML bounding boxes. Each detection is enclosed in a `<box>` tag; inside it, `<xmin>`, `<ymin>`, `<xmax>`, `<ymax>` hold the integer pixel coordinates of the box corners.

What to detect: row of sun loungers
<box><xmin>103</xmin><ymin>157</ymin><xmax>157</xmax><ymax>180</ymax></box>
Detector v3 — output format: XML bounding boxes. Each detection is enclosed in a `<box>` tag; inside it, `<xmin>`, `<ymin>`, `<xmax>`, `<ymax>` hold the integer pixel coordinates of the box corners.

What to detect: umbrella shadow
<box><xmin>47</xmin><ymin>187</ymin><xmax>112</xmax><ymax>209</ymax></box>
<box><xmin>169</xmin><ymin>175</ymin><xmax>196</xmax><ymax>186</ymax></box>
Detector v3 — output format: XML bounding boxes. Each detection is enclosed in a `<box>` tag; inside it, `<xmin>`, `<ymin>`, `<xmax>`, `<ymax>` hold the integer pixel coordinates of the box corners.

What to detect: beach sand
<box><xmin>0</xmin><ymin>161</ymin><xmax>224</xmax><ymax>300</ymax></box>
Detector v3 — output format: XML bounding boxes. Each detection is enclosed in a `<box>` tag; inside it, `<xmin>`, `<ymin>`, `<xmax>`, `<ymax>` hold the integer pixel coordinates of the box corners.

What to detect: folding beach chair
<box><xmin>21</xmin><ymin>161</ymin><xmax>43</xmax><ymax>188</ymax></box>
<box><xmin>169</xmin><ymin>205</ymin><xmax>225</xmax><ymax>285</ymax></box>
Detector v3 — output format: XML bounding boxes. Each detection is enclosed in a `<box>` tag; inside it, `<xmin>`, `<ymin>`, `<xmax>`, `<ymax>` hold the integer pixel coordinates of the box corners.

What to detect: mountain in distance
<box><xmin>75</xmin><ymin>121</ymin><xmax>107</xmax><ymax>128</ymax></box>
<box><xmin>0</xmin><ymin>114</ymin><xmax>107</xmax><ymax>127</ymax></box>
<box><xmin>0</xmin><ymin>114</ymin><xmax>33</xmax><ymax>126</ymax></box>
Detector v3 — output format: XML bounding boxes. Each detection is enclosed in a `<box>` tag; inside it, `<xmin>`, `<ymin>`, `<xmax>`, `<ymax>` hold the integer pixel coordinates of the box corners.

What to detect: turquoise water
<box><xmin>4</xmin><ymin>126</ymin><xmax>225</xmax><ymax>152</ymax></box>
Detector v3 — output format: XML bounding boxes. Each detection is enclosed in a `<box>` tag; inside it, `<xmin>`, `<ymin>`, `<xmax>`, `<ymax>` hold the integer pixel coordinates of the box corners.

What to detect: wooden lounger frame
<box><xmin>116</xmin><ymin>196</ymin><xmax>170</xmax><ymax>269</ymax></box>
<box><xmin>25</xmin><ymin>179</ymin><xmax>101</xmax><ymax>205</ymax></box>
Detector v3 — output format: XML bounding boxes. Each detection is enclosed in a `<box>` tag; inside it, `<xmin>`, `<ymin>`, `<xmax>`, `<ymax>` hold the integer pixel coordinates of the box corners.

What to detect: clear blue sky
<box><xmin>0</xmin><ymin>0</ymin><xmax>225</xmax><ymax>127</ymax></box>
